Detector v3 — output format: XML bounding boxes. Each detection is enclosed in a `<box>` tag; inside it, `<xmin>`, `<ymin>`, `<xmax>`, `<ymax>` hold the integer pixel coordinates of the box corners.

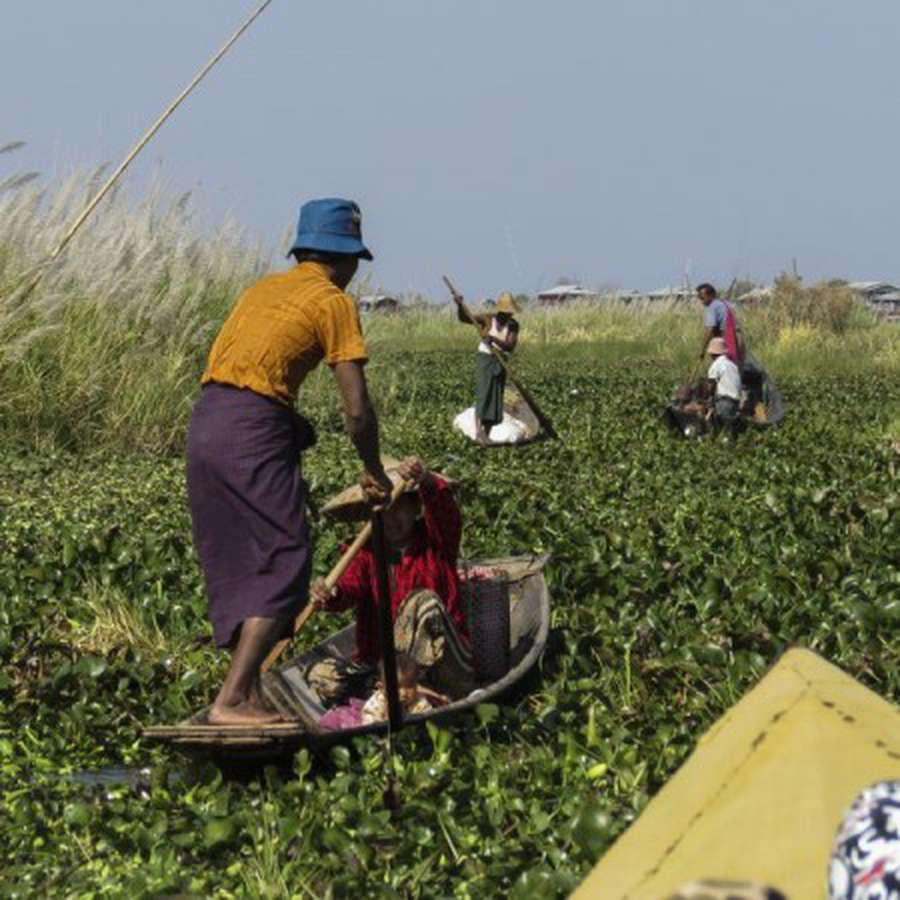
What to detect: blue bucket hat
<box><xmin>288</xmin><ymin>198</ymin><xmax>373</xmax><ymax>260</ymax></box>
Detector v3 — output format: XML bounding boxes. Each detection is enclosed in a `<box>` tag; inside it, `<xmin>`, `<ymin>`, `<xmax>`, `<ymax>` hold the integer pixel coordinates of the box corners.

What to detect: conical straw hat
<box><xmin>495</xmin><ymin>291</ymin><xmax>519</xmax><ymax>314</ymax></box>
<box><xmin>320</xmin><ymin>457</ymin><xmax>457</xmax><ymax>522</ymax></box>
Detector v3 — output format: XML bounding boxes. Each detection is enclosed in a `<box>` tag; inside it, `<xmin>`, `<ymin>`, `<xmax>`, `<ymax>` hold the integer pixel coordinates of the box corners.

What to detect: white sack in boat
<box><xmin>452</xmin><ymin>389</ymin><xmax>540</xmax><ymax>445</ymax></box>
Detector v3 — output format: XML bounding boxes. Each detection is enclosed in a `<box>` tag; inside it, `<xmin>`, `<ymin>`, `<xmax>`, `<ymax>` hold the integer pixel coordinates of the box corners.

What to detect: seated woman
<box><xmin>306</xmin><ymin>457</ymin><xmax>474</xmax><ymax>707</ymax></box>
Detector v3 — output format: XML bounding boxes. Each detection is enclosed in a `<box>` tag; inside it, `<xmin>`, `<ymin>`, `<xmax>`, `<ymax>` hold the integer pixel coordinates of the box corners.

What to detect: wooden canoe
<box><xmin>142</xmin><ymin>555</ymin><xmax>550</xmax><ymax>757</ymax></box>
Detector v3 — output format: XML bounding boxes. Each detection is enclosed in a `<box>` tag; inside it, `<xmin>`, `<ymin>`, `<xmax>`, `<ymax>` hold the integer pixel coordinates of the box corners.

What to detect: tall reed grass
<box><xmin>1</xmin><ymin>163</ymin><xmax>896</xmax><ymax>454</ymax></box>
<box><xmin>0</xmin><ymin>163</ymin><xmax>266</xmax><ymax>451</ymax></box>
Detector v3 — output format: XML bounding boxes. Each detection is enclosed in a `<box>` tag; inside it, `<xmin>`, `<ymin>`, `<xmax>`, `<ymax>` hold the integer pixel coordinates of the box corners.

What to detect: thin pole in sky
<box><xmin>504</xmin><ymin>223</ymin><xmax>523</xmax><ymax>283</ymax></box>
<box><xmin>12</xmin><ymin>0</ymin><xmax>275</xmax><ymax>300</ymax></box>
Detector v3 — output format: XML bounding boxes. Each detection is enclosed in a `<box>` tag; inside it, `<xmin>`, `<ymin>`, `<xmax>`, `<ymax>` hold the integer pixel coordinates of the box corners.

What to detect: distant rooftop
<box><xmin>847</xmin><ymin>281</ymin><xmax>898</xmax><ymax>293</ymax></box>
<box><xmin>537</xmin><ymin>284</ymin><xmax>598</xmax><ymax>298</ymax></box>
<box><xmin>645</xmin><ymin>285</ymin><xmax>694</xmax><ymax>299</ymax></box>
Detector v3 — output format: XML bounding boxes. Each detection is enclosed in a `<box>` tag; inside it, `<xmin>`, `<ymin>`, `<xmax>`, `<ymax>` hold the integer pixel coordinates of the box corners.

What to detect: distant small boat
<box><xmin>453</xmin><ymin>389</ymin><xmax>542</xmax><ymax>445</ymax></box>
<box><xmin>665</xmin><ymin>355</ymin><xmax>786</xmax><ymax>437</ymax></box>
<box><xmin>143</xmin><ymin>555</ymin><xmax>550</xmax><ymax>758</ymax></box>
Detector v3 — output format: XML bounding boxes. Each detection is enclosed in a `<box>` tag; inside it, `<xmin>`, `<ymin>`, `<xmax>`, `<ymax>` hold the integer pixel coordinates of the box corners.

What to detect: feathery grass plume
<box><xmin>0</xmin><ymin>165</ymin><xmax>268</xmax><ymax>452</ymax></box>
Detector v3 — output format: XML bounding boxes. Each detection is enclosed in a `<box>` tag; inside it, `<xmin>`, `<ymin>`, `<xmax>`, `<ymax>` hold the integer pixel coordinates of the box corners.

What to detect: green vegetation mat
<box><xmin>1</xmin><ymin>354</ymin><xmax>898</xmax><ymax>898</ymax></box>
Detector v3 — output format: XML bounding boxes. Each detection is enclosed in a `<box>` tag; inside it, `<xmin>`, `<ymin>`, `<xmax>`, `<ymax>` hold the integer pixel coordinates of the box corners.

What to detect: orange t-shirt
<box><xmin>201</xmin><ymin>262</ymin><xmax>368</xmax><ymax>404</ymax></box>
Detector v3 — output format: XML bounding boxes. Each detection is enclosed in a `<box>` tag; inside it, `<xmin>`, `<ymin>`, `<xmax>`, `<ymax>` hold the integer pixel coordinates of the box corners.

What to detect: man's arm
<box><xmin>453</xmin><ymin>295</ymin><xmax>489</xmax><ymax>331</ymax></box>
<box><xmin>331</xmin><ymin>361</ymin><xmax>390</xmax><ymax>497</ymax></box>
<box><xmin>699</xmin><ymin>325</ymin><xmax>715</xmax><ymax>359</ymax></box>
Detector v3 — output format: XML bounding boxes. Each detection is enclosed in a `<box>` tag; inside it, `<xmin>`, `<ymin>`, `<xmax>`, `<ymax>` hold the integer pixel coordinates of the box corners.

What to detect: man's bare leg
<box><xmin>208</xmin><ymin>616</ymin><xmax>291</xmax><ymax>725</ymax></box>
<box><xmin>475</xmin><ymin>418</ymin><xmax>491</xmax><ymax>447</ymax></box>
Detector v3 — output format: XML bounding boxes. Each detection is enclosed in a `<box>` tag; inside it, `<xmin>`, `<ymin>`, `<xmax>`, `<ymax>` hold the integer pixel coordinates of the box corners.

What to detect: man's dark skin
<box><xmin>453</xmin><ymin>297</ymin><xmax>519</xmax><ymax>353</ymax></box>
<box><xmin>697</xmin><ymin>284</ymin><xmax>718</xmax><ymax>360</ymax></box>
<box><xmin>209</xmin><ymin>252</ymin><xmax>391</xmax><ymax>726</ymax></box>
<box><xmin>323</xmin><ymin>254</ymin><xmax>390</xmax><ymax>498</ymax></box>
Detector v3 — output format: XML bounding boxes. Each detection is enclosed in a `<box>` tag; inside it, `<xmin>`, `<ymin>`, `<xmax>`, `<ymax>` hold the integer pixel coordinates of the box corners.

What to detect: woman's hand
<box><xmin>360</xmin><ymin>466</ymin><xmax>392</xmax><ymax>508</ymax></box>
<box><xmin>395</xmin><ymin>456</ymin><xmax>426</xmax><ymax>488</ymax></box>
<box><xmin>310</xmin><ymin>577</ymin><xmax>336</xmax><ymax>611</ymax></box>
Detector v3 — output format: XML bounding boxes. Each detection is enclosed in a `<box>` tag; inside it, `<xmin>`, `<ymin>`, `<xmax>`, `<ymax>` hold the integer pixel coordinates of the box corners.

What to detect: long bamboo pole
<box><xmin>370</xmin><ymin>510</ymin><xmax>404</xmax><ymax>732</ymax></box>
<box><xmin>443</xmin><ymin>275</ymin><xmax>559</xmax><ymax>440</ymax></box>
<box><xmin>12</xmin><ymin>0</ymin><xmax>275</xmax><ymax>303</ymax></box>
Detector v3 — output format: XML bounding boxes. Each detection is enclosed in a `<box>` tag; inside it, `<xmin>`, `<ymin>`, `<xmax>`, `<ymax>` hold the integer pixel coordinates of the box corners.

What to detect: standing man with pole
<box><xmin>696</xmin><ymin>282</ymin><xmax>744</xmax><ymax>367</ymax></box>
<box><xmin>187</xmin><ymin>198</ymin><xmax>391</xmax><ymax>726</ymax></box>
<box><xmin>454</xmin><ymin>289</ymin><xmax>520</xmax><ymax>445</ymax></box>
<box><xmin>444</xmin><ymin>276</ymin><xmax>558</xmax><ymax>442</ymax></box>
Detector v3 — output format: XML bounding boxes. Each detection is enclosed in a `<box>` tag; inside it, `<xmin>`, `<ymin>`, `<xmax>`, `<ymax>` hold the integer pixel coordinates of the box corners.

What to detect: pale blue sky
<box><xmin>3</xmin><ymin>1</ymin><xmax>898</xmax><ymax>297</ymax></box>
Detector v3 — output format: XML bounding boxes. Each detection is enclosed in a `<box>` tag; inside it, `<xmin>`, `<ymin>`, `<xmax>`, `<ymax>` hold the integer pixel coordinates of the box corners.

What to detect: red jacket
<box><xmin>324</xmin><ymin>475</ymin><xmax>467</xmax><ymax>665</ymax></box>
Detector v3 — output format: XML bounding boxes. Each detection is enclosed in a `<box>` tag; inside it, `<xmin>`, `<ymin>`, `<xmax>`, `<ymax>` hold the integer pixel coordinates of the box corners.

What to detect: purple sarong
<box><xmin>186</xmin><ymin>383</ymin><xmax>312</xmax><ymax>648</ymax></box>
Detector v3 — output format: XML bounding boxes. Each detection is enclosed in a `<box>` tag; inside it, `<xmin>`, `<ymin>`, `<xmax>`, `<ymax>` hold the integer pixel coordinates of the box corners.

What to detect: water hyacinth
<box><xmin>0</xmin><ymin>149</ymin><xmax>897</xmax><ymax>897</ymax></box>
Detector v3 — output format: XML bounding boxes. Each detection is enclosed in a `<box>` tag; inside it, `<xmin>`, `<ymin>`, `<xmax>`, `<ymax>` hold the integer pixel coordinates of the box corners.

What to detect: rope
<box><xmin>12</xmin><ymin>0</ymin><xmax>275</xmax><ymax>302</ymax></box>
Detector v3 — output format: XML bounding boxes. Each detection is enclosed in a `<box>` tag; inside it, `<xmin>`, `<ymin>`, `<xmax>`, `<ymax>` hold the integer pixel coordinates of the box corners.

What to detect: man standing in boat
<box><xmin>696</xmin><ymin>282</ymin><xmax>744</xmax><ymax>367</ymax></box>
<box><xmin>186</xmin><ymin>198</ymin><xmax>391</xmax><ymax>726</ymax></box>
<box><xmin>454</xmin><ymin>291</ymin><xmax>520</xmax><ymax>446</ymax></box>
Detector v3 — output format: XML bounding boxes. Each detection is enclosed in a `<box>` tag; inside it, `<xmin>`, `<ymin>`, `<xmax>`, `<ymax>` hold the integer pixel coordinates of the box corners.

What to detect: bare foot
<box><xmin>207</xmin><ymin>700</ymin><xmax>286</xmax><ymax>726</ymax></box>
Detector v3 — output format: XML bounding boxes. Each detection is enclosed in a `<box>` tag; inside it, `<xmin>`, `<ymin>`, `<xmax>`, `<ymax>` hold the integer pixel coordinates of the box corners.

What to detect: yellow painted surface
<box><xmin>572</xmin><ymin>648</ymin><xmax>900</xmax><ymax>900</ymax></box>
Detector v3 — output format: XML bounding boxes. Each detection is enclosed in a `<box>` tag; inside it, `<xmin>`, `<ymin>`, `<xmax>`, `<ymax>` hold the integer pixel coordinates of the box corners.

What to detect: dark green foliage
<box><xmin>0</xmin><ymin>355</ymin><xmax>897</xmax><ymax>897</ymax></box>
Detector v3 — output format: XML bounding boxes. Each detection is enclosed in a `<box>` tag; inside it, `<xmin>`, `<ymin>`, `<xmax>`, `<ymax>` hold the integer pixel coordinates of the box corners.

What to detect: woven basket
<box><xmin>464</xmin><ymin>575</ymin><xmax>511</xmax><ymax>684</ymax></box>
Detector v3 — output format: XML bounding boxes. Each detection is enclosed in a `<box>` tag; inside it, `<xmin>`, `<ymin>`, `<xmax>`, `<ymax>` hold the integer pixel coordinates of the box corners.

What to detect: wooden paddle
<box><xmin>261</xmin><ymin>478</ymin><xmax>408</xmax><ymax>673</ymax></box>
<box><xmin>443</xmin><ymin>275</ymin><xmax>560</xmax><ymax>441</ymax></box>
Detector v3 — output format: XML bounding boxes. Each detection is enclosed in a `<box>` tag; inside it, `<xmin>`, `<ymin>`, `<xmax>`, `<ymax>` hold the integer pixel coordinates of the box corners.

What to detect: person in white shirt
<box><xmin>706</xmin><ymin>337</ymin><xmax>742</xmax><ymax>427</ymax></box>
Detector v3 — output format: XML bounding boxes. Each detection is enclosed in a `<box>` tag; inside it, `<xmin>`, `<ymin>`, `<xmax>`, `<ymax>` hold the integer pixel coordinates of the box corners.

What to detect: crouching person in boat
<box><xmin>671</xmin><ymin>337</ymin><xmax>743</xmax><ymax>434</ymax></box>
<box><xmin>705</xmin><ymin>337</ymin><xmax>743</xmax><ymax>428</ymax></box>
<box><xmin>306</xmin><ymin>456</ymin><xmax>474</xmax><ymax>707</ymax></box>
<box><xmin>186</xmin><ymin>198</ymin><xmax>391</xmax><ymax>727</ymax></box>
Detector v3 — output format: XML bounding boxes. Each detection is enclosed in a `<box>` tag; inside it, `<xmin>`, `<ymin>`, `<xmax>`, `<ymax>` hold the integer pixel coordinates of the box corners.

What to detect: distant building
<box><xmin>848</xmin><ymin>282</ymin><xmax>900</xmax><ymax>320</ymax></box>
<box><xmin>645</xmin><ymin>286</ymin><xmax>694</xmax><ymax>302</ymax></box>
<box><xmin>358</xmin><ymin>294</ymin><xmax>401</xmax><ymax>314</ymax></box>
<box><xmin>537</xmin><ymin>284</ymin><xmax>600</xmax><ymax>305</ymax></box>
<box><xmin>737</xmin><ymin>286</ymin><xmax>774</xmax><ymax>304</ymax></box>
<box><xmin>609</xmin><ymin>288</ymin><xmax>644</xmax><ymax>303</ymax></box>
